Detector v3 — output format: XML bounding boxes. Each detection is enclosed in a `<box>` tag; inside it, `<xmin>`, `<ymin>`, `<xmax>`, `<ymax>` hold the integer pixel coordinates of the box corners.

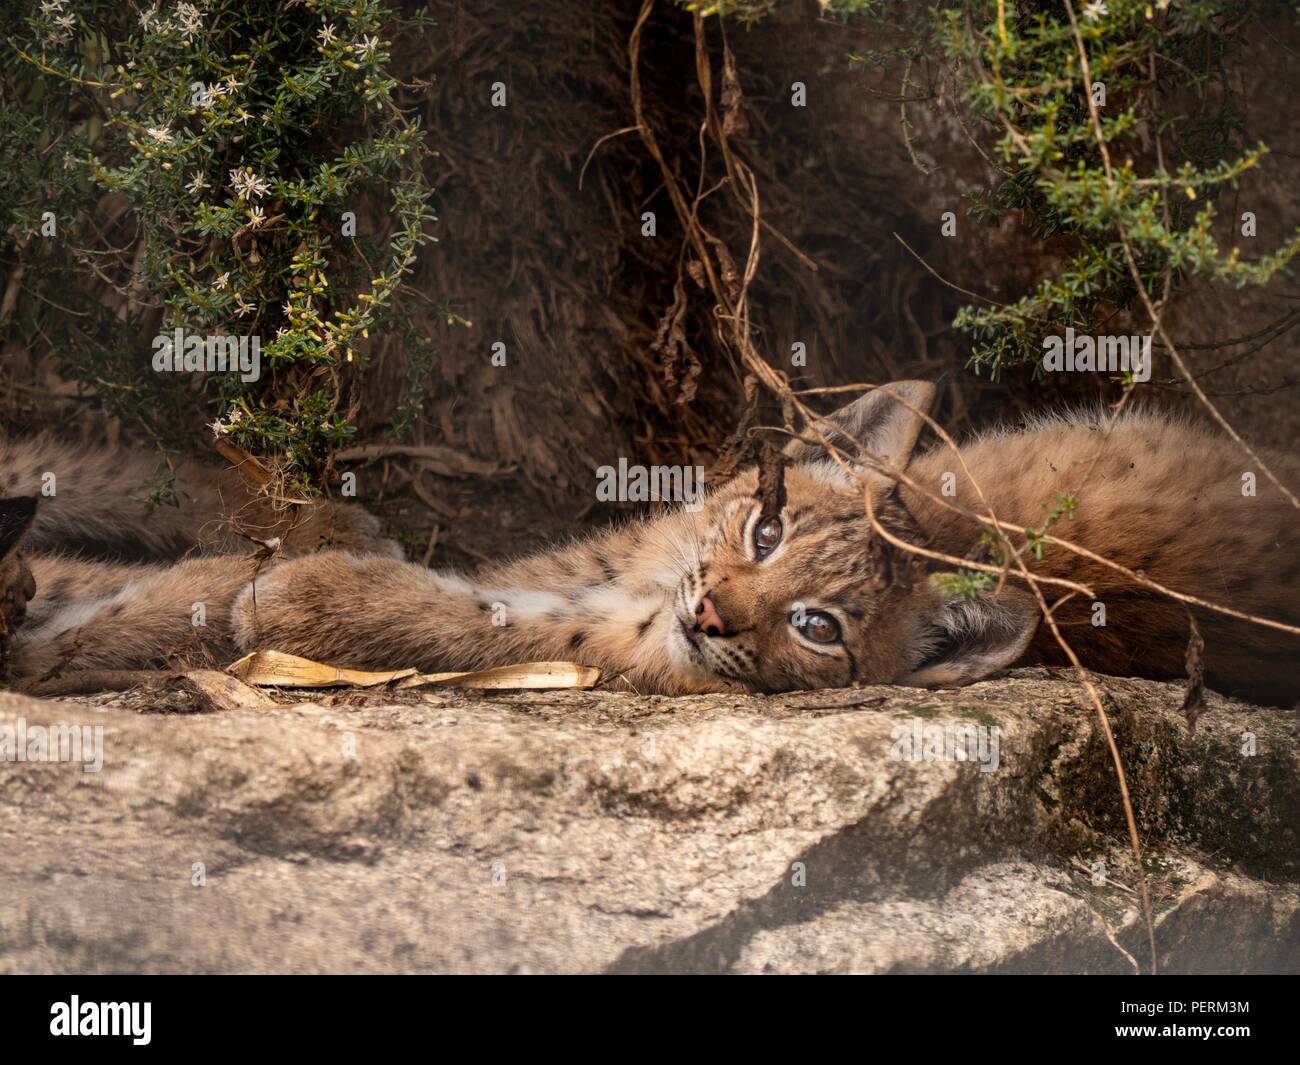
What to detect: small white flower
<box><xmin>39</xmin><ymin>0</ymin><xmax>66</xmax><ymax>14</ymax></box>
<box><xmin>214</xmin><ymin>272</ymin><xmax>230</xmax><ymax>291</ymax></box>
<box><xmin>1083</xmin><ymin>1</ymin><xmax>1108</xmax><ymax>19</ymax></box>
<box><xmin>317</xmin><ymin>23</ymin><xmax>338</xmax><ymax>47</ymax></box>
<box><xmin>234</xmin><ymin>295</ymin><xmax>255</xmax><ymax>316</ymax></box>
<box><xmin>186</xmin><ymin>172</ymin><xmax>210</xmax><ymax>196</ymax></box>
<box><xmin>247</xmin><ymin>206</ymin><xmax>267</xmax><ymax>228</ymax></box>
<box><xmin>175</xmin><ymin>2</ymin><xmax>203</xmax><ymax>40</ymax></box>
<box><xmin>146</xmin><ymin>125</ymin><xmax>174</xmax><ymax>144</ymax></box>
<box><xmin>229</xmin><ymin>166</ymin><xmax>271</xmax><ymax>201</ymax></box>
<box><xmin>138</xmin><ymin>5</ymin><xmax>159</xmax><ymax>32</ymax></box>
<box><xmin>352</xmin><ymin>35</ymin><xmax>380</xmax><ymax>60</ymax></box>
<box><xmin>210</xmin><ymin>408</ymin><xmax>244</xmax><ymax>437</ymax></box>
<box><xmin>53</xmin><ymin>12</ymin><xmax>76</xmax><ymax>30</ymax></box>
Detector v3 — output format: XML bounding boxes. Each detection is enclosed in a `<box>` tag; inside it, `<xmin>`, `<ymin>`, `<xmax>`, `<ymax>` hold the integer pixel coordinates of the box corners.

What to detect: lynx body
<box><xmin>3</xmin><ymin>383</ymin><xmax>1297</xmax><ymax>704</ymax></box>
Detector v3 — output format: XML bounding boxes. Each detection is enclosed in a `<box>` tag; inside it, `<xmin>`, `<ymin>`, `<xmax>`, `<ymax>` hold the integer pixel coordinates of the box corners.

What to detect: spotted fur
<box><xmin>4</xmin><ymin>383</ymin><xmax>1298</xmax><ymax>704</ymax></box>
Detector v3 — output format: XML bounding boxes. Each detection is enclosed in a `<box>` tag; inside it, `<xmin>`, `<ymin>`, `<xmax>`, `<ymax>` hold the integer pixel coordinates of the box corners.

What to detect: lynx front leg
<box><xmin>228</xmin><ymin>549</ymin><xmax>706</xmax><ymax>692</ymax></box>
<box><xmin>10</xmin><ymin>554</ymin><xmax>261</xmax><ymax>687</ymax></box>
<box><xmin>229</xmin><ymin>551</ymin><xmax>588</xmax><ymax>674</ymax></box>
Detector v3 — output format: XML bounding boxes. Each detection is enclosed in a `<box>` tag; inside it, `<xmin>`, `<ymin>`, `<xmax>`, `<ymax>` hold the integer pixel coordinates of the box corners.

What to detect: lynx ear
<box><xmin>903</xmin><ymin>587</ymin><xmax>1039</xmax><ymax>688</ymax></box>
<box><xmin>786</xmin><ymin>380</ymin><xmax>935</xmax><ymax>485</ymax></box>
<box><xmin>0</xmin><ymin>497</ymin><xmax>38</xmax><ymax>559</ymax></box>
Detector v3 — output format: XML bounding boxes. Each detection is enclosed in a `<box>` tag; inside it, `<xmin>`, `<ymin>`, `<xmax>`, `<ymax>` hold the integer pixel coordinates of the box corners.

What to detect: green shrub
<box><xmin>3</xmin><ymin>0</ymin><xmax>437</xmax><ymax>495</ymax></box>
<box><xmin>691</xmin><ymin>0</ymin><xmax>1300</xmax><ymax>381</ymax></box>
<box><xmin>938</xmin><ymin>0</ymin><xmax>1300</xmax><ymax>377</ymax></box>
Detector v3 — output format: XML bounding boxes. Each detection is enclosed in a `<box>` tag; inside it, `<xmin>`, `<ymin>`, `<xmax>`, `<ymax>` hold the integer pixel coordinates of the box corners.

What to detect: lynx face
<box><xmin>663</xmin><ymin>382</ymin><xmax>1040</xmax><ymax>694</ymax></box>
<box><xmin>665</xmin><ymin>465</ymin><xmax>934</xmax><ymax>692</ymax></box>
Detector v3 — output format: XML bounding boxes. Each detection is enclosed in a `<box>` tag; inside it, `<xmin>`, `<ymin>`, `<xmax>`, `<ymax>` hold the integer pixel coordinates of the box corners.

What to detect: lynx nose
<box><xmin>694</xmin><ymin>594</ymin><xmax>728</xmax><ymax>638</ymax></box>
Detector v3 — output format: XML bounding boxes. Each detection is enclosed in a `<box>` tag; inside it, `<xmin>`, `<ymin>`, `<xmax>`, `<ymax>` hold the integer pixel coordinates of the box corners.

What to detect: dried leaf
<box><xmin>397</xmin><ymin>661</ymin><xmax>601</xmax><ymax>690</ymax></box>
<box><xmin>228</xmin><ymin>650</ymin><xmax>416</xmax><ymax>688</ymax></box>
<box><xmin>1181</xmin><ymin>611</ymin><xmax>1207</xmax><ymax>736</ymax></box>
<box><xmin>228</xmin><ymin>650</ymin><xmax>599</xmax><ymax>691</ymax></box>
<box><xmin>721</xmin><ymin>46</ymin><xmax>749</xmax><ymax>140</ymax></box>
<box><xmin>210</xmin><ymin>433</ymin><xmax>274</xmax><ymax>489</ymax></box>
<box><xmin>650</xmin><ymin>276</ymin><xmax>702</xmax><ymax>405</ymax></box>
<box><xmin>706</xmin><ymin>234</ymin><xmax>741</xmax><ymax>304</ymax></box>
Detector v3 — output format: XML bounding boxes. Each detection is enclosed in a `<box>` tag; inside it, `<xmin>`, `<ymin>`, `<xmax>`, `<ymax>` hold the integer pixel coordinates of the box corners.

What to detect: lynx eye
<box><xmin>753</xmin><ymin>516</ymin><xmax>783</xmax><ymax>559</ymax></box>
<box><xmin>795</xmin><ymin>610</ymin><xmax>841</xmax><ymax>644</ymax></box>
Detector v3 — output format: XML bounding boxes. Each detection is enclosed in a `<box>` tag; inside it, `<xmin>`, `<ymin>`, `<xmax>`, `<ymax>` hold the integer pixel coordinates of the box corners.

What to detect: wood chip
<box><xmin>171</xmin><ymin>669</ymin><xmax>279</xmax><ymax>711</ymax></box>
<box><xmin>24</xmin><ymin>667</ymin><xmax>277</xmax><ymax>711</ymax></box>
<box><xmin>333</xmin><ymin>443</ymin><xmax>511</xmax><ymax>479</ymax></box>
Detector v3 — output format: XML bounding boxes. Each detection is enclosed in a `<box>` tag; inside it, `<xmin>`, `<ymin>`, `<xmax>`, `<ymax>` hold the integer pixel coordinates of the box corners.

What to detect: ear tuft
<box><xmin>903</xmin><ymin>587</ymin><xmax>1038</xmax><ymax>688</ymax></box>
<box><xmin>786</xmin><ymin>380</ymin><xmax>935</xmax><ymax>484</ymax></box>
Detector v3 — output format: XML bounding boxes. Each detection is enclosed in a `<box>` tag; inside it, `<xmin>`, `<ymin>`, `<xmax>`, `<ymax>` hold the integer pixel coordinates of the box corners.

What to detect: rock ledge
<box><xmin>2</xmin><ymin>668</ymin><xmax>1296</xmax><ymax>973</ymax></box>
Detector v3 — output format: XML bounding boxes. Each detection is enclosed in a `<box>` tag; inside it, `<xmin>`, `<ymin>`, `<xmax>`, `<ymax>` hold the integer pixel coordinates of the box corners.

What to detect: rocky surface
<box><xmin>1</xmin><ymin>668</ymin><xmax>1296</xmax><ymax>974</ymax></box>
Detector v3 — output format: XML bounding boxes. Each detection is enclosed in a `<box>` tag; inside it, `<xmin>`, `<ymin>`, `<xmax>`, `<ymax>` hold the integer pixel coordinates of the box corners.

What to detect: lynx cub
<box><xmin>3</xmin><ymin>382</ymin><xmax>1297</xmax><ymax>704</ymax></box>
